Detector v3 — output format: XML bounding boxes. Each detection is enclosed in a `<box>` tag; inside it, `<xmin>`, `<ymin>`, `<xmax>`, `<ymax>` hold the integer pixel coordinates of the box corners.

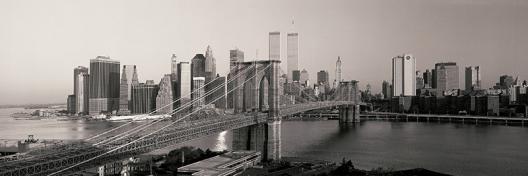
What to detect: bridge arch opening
<box><xmin>259</xmin><ymin>75</ymin><xmax>269</xmax><ymax>112</ymax></box>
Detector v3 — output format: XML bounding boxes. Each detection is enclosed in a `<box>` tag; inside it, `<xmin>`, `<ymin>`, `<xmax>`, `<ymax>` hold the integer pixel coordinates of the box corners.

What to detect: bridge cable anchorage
<box><xmin>0</xmin><ymin>64</ymin><xmax>258</xmax><ymax>169</ymax></box>
<box><xmin>91</xmin><ymin>63</ymin><xmax>259</xmax><ymax>147</ymax></box>
<box><xmin>47</xmin><ymin>64</ymin><xmax>272</xmax><ymax>176</ymax></box>
<box><xmin>85</xmin><ymin>63</ymin><xmax>255</xmax><ymax>142</ymax></box>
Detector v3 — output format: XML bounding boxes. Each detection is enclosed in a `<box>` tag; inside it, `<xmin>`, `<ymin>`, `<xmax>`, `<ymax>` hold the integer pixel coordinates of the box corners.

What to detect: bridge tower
<box><xmin>231</xmin><ymin>60</ymin><xmax>282</xmax><ymax>161</ymax></box>
<box><xmin>335</xmin><ymin>80</ymin><xmax>361</xmax><ymax>124</ymax></box>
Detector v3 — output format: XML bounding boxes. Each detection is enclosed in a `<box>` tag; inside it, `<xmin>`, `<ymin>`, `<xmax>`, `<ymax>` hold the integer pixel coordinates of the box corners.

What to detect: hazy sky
<box><xmin>1</xmin><ymin>0</ymin><xmax>527</xmax><ymax>105</ymax></box>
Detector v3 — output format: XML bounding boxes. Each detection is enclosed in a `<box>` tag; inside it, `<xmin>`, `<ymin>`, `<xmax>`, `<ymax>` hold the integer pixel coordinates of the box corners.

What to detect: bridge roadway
<box><xmin>0</xmin><ymin>101</ymin><xmax>357</xmax><ymax>176</ymax></box>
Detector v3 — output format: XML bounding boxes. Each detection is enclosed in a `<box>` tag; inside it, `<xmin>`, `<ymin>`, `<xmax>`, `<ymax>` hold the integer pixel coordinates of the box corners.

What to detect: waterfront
<box><xmin>1</xmin><ymin>108</ymin><xmax>528</xmax><ymax>175</ymax></box>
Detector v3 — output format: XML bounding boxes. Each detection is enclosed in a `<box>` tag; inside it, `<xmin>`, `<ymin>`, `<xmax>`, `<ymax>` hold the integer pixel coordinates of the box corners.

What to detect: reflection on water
<box><xmin>214</xmin><ymin>131</ymin><xmax>228</xmax><ymax>151</ymax></box>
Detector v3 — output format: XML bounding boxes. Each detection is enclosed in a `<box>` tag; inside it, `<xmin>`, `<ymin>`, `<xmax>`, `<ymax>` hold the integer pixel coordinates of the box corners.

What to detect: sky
<box><xmin>0</xmin><ymin>0</ymin><xmax>527</xmax><ymax>105</ymax></box>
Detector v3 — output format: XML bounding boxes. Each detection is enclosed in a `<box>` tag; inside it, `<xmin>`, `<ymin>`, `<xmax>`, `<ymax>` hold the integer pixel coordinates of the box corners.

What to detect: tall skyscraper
<box><xmin>204</xmin><ymin>46</ymin><xmax>216</xmax><ymax>82</ymax></box>
<box><xmin>392</xmin><ymin>54</ymin><xmax>416</xmax><ymax>96</ymax></box>
<box><xmin>156</xmin><ymin>74</ymin><xmax>173</xmax><ymax>114</ymax></box>
<box><xmin>334</xmin><ymin>56</ymin><xmax>342</xmax><ymax>88</ymax></box>
<box><xmin>67</xmin><ymin>95</ymin><xmax>76</xmax><ymax>114</ymax></box>
<box><xmin>191</xmin><ymin>54</ymin><xmax>206</xmax><ymax>78</ymax></box>
<box><xmin>416</xmin><ymin>71</ymin><xmax>425</xmax><ymax>89</ymax></box>
<box><xmin>300</xmin><ymin>69</ymin><xmax>309</xmax><ymax>86</ymax></box>
<box><xmin>382</xmin><ymin>81</ymin><xmax>392</xmax><ymax>99</ymax></box>
<box><xmin>287</xmin><ymin>33</ymin><xmax>299</xmax><ymax>82</ymax></box>
<box><xmin>74</xmin><ymin>66</ymin><xmax>89</xmax><ymax>114</ymax></box>
<box><xmin>230</xmin><ymin>49</ymin><xmax>244</xmax><ymax>70</ymax></box>
<box><xmin>435</xmin><ymin>62</ymin><xmax>459</xmax><ymax>94</ymax></box>
<box><xmin>465</xmin><ymin>66</ymin><xmax>481</xmax><ymax>91</ymax></box>
<box><xmin>423</xmin><ymin>69</ymin><xmax>432</xmax><ymax>88</ymax></box>
<box><xmin>131</xmin><ymin>81</ymin><xmax>159</xmax><ymax>114</ymax></box>
<box><xmin>176</xmin><ymin>62</ymin><xmax>191</xmax><ymax>110</ymax></box>
<box><xmin>171</xmin><ymin>54</ymin><xmax>178</xmax><ymax>82</ymax></box>
<box><xmin>317</xmin><ymin>70</ymin><xmax>329</xmax><ymax>85</ymax></box>
<box><xmin>118</xmin><ymin>65</ymin><xmax>139</xmax><ymax>114</ymax></box>
<box><xmin>192</xmin><ymin>77</ymin><xmax>206</xmax><ymax>109</ymax></box>
<box><xmin>269</xmin><ymin>32</ymin><xmax>280</xmax><ymax>60</ymax></box>
<box><xmin>89</xmin><ymin>56</ymin><xmax>120</xmax><ymax>115</ymax></box>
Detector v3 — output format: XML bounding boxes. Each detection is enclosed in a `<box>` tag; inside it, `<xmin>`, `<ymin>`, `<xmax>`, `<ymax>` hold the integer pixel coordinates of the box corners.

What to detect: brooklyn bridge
<box><xmin>0</xmin><ymin>60</ymin><xmax>363</xmax><ymax>176</ymax></box>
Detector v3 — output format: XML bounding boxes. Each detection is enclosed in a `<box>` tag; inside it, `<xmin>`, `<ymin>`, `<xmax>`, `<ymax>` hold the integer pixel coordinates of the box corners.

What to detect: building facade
<box><xmin>416</xmin><ymin>71</ymin><xmax>424</xmax><ymax>89</ymax></box>
<box><xmin>269</xmin><ymin>32</ymin><xmax>280</xmax><ymax>60</ymax></box>
<box><xmin>118</xmin><ymin>65</ymin><xmax>139</xmax><ymax>114</ymax></box>
<box><xmin>74</xmin><ymin>66</ymin><xmax>89</xmax><ymax>114</ymax></box>
<box><xmin>382</xmin><ymin>80</ymin><xmax>392</xmax><ymax>99</ymax></box>
<box><xmin>89</xmin><ymin>56</ymin><xmax>120</xmax><ymax>115</ymax></box>
<box><xmin>300</xmin><ymin>69</ymin><xmax>309</xmax><ymax>86</ymax></box>
<box><xmin>230</xmin><ymin>49</ymin><xmax>244</xmax><ymax>70</ymax></box>
<box><xmin>423</xmin><ymin>69</ymin><xmax>432</xmax><ymax>88</ymax></box>
<box><xmin>317</xmin><ymin>70</ymin><xmax>329</xmax><ymax>85</ymax></box>
<box><xmin>334</xmin><ymin>56</ymin><xmax>342</xmax><ymax>88</ymax></box>
<box><xmin>192</xmin><ymin>77</ymin><xmax>206</xmax><ymax>110</ymax></box>
<box><xmin>171</xmin><ymin>54</ymin><xmax>178</xmax><ymax>82</ymax></box>
<box><xmin>292</xmin><ymin>70</ymin><xmax>300</xmax><ymax>82</ymax></box>
<box><xmin>435</xmin><ymin>62</ymin><xmax>459</xmax><ymax>94</ymax></box>
<box><xmin>67</xmin><ymin>95</ymin><xmax>76</xmax><ymax>114</ymax></box>
<box><xmin>465</xmin><ymin>66</ymin><xmax>481</xmax><ymax>91</ymax></box>
<box><xmin>392</xmin><ymin>54</ymin><xmax>416</xmax><ymax>96</ymax></box>
<box><xmin>204</xmin><ymin>46</ymin><xmax>216</xmax><ymax>82</ymax></box>
<box><xmin>156</xmin><ymin>74</ymin><xmax>173</xmax><ymax>114</ymax></box>
<box><xmin>131</xmin><ymin>81</ymin><xmax>159</xmax><ymax>114</ymax></box>
<box><xmin>287</xmin><ymin>33</ymin><xmax>298</xmax><ymax>82</ymax></box>
<box><xmin>177</xmin><ymin>62</ymin><xmax>191</xmax><ymax>110</ymax></box>
<box><xmin>191</xmin><ymin>54</ymin><xmax>206</xmax><ymax>79</ymax></box>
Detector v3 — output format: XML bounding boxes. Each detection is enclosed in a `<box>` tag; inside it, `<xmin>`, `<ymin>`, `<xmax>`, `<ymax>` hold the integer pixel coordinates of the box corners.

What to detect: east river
<box><xmin>1</xmin><ymin>108</ymin><xmax>527</xmax><ymax>176</ymax></box>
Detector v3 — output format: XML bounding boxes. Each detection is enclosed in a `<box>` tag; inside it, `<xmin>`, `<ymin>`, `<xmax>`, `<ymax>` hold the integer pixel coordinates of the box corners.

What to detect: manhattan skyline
<box><xmin>1</xmin><ymin>0</ymin><xmax>528</xmax><ymax>105</ymax></box>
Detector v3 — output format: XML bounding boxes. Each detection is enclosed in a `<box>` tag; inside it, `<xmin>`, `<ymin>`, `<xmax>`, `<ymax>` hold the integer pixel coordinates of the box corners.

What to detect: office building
<box><xmin>392</xmin><ymin>54</ymin><xmax>416</xmax><ymax>96</ymax></box>
<box><xmin>334</xmin><ymin>56</ymin><xmax>342</xmax><ymax>88</ymax></box>
<box><xmin>118</xmin><ymin>65</ymin><xmax>139</xmax><ymax>114</ymax></box>
<box><xmin>206</xmin><ymin>75</ymin><xmax>226</xmax><ymax>109</ymax></box>
<box><xmin>300</xmin><ymin>69</ymin><xmax>309</xmax><ymax>86</ymax></box>
<box><xmin>382</xmin><ymin>81</ymin><xmax>392</xmax><ymax>99</ymax></box>
<box><xmin>191</xmin><ymin>54</ymin><xmax>206</xmax><ymax>78</ymax></box>
<box><xmin>171</xmin><ymin>54</ymin><xmax>178</xmax><ymax>82</ymax></box>
<box><xmin>156</xmin><ymin>74</ymin><xmax>173</xmax><ymax>114</ymax></box>
<box><xmin>416</xmin><ymin>71</ymin><xmax>424</xmax><ymax>89</ymax></box>
<box><xmin>287</xmin><ymin>33</ymin><xmax>298</xmax><ymax>82</ymax></box>
<box><xmin>423</xmin><ymin>69</ymin><xmax>432</xmax><ymax>88</ymax></box>
<box><xmin>67</xmin><ymin>95</ymin><xmax>76</xmax><ymax>114</ymax></box>
<box><xmin>317</xmin><ymin>70</ymin><xmax>329</xmax><ymax>85</ymax></box>
<box><xmin>269</xmin><ymin>32</ymin><xmax>280</xmax><ymax>60</ymax></box>
<box><xmin>131</xmin><ymin>81</ymin><xmax>159</xmax><ymax>114</ymax></box>
<box><xmin>292</xmin><ymin>70</ymin><xmax>300</xmax><ymax>82</ymax></box>
<box><xmin>192</xmin><ymin>77</ymin><xmax>206</xmax><ymax>109</ymax></box>
<box><xmin>435</xmin><ymin>62</ymin><xmax>459</xmax><ymax>94</ymax></box>
<box><xmin>176</xmin><ymin>62</ymin><xmax>191</xmax><ymax>110</ymax></box>
<box><xmin>230</xmin><ymin>49</ymin><xmax>244</xmax><ymax>70</ymax></box>
<box><xmin>465</xmin><ymin>66</ymin><xmax>481</xmax><ymax>91</ymax></box>
<box><xmin>89</xmin><ymin>56</ymin><xmax>120</xmax><ymax>115</ymax></box>
<box><xmin>74</xmin><ymin>66</ymin><xmax>89</xmax><ymax>114</ymax></box>
<box><xmin>204</xmin><ymin>46</ymin><xmax>216</xmax><ymax>82</ymax></box>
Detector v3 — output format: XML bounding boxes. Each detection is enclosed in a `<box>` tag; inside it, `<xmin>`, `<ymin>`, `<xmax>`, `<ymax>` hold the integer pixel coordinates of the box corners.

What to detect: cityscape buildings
<box><xmin>229</xmin><ymin>49</ymin><xmax>244</xmax><ymax>70</ymax></box>
<box><xmin>382</xmin><ymin>80</ymin><xmax>392</xmax><ymax>99</ymax></box>
<box><xmin>118</xmin><ymin>65</ymin><xmax>139</xmax><ymax>114</ymax></box>
<box><xmin>171</xmin><ymin>54</ymin><xmax>178</xmax><ymax>82</ymax></box>
<box><xmin>192</xmin><ymin>77</ymin><xmax>206</xmax><ymax>109</ymax></box>
<box><xmin>423</xmin><ymin>69</ymin><xmax>432</xmax><ymax>88</ymax></box>
<box><xmin>435</xmin><ymin>62</ymin><xmax>459</xmax><ymax>94</ymax></box>
<box><xmin>392</xmin><ymin>54</ymin><xmax>416</xmax><ymax>96</ymax></box>
<box><xmin>269</xmin><ymin>32</ymin><xmax>280</xmax><ymax>60</ymax></box>
<box><xmin>465</xmin><ymin>66</ymin><xmax>481</xmax><ymax>91</ymax></box>
<box><xmin>287</xmin><ymin>33</ymin><xmax>299</xmax><ymax>82</ymax></box>
<box><xmin>300</xmin><ymin>69</ymin><xmax>309</xmax><ymax>86</ymax></box>
<box><xmin>292</xmin><ymin>70</ymin><xmax>300</xmax><ymax>82</ymax></box>
<box><xmin>67</xmin><ymin>95</ymin><xmax>75</xmax><ymax>114</ymax></box>
<box><xmin>416</xmin><ymin>71</ymin><xmax>424</xmax><ymax>89</ymax></box>
<box><xmin>205</xmin><ymin>46</ymin><xmax>216</xmax><ymax>82</ymax></box>
<box><xmin>88</xmin><ymin>56</ymin><xmax>120</xmax><ymax>115</ymax></box>
<box><xmin>317</xmin><ymin>70</ymin><xmax>329</xmax><ymax>85</ymax></box>
<box><xmin>191</xmin><ymin>54</ymin><xmax>206</xmax><ymax>78</ymax></box>
<box><xmin>73</xmin><ymin>66</ymin><xmax>89</xmax><ymax>114</ymax></box>
<box><xmin>156</xmin><ymin>74</ymin><xmax>173</xmax><ymax>114</ymax></box>
<box><xmin>131</xmin><ymin>80</ymin><xmax>158</xmax><ymax>114</ymax></box>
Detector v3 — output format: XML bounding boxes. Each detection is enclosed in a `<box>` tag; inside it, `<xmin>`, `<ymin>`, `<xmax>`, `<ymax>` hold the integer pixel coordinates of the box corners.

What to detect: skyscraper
<box><xmin>171</xmin><ymin>54</ymin><xmax>178</xmax><ymax>82</ymax></box>
<box><xmin>192</xmin><ymin>77</ymin><xmax>206</xmax><ymax>110</ymax></box>
<box><xmin>382</xmin><ymin>81</ymin><xmax>392</xmax><ymax>99</ymax></box>
<box><xmin>416</xmin><ymin>71</ymin><xmax>424</xmax><ymax>89</ymax></box>
<box><xmin>269</xmin><ymin>32</ymin><xmax>280</xmax><ymax>60</ymax></box>
<box><xmin>230</xmin><ymin>49</ymin><xmax>244</xmax><ymax>70</ymax></box>
<box><xmin>287</xmin><ymin>33</ymin><xmax>298</xmax><ymax>82</ymax></box>
<box><xmin>89</xmin><ymin>56</ymin><xmax>120</xmax><ymax>115</ymax></box>
<box><xmin>423</xmin><ymin>69</ymin><xmax>432</xmax><ymax>88</ymax></box>
<box><xmin>67</xmin><ymin>95</ymin><xmax>76</xmax><ymax>114</ymax></box>
<box><xmin>74</xmin><ymin>66</ymin><xmax>89</xmax><ymax>114</ymax></box>
<box><xmin>204</xmin><ymin>46</ymin><xmax>216</xmax><ymax>82</ymax></box>
<box><xmin>118</xmin><ymin>65</ymin><xmax>139</xmax><ymax>114</ymax></box>
<box><xmin>435</xmin><ymin>62</ymin><xmax>459</xmax><ymax>94</ymax></box>
<box><xmin>392</xmin><ymin>54</ymin><xmax>416</xmax><ymax>96</ymax></box>
<box><xmin>156</xmin><ymin>74</ymin><xmax>173</xmax><ymax>114</ymax></box>
<box><xmin>292</xmin><ymin>70</ymin><xmax>300</xmax><ymax>82</ymax></box>
<box><xmin>191</xmin><ymin>54</ymin><xmax>206</xmax><ymax>78</ymax></box>
<box><xmin>334</xmin><ymin>56</ymin><xmax>342</xmax><ymax>88</ymax></box>
<box><xmin>465</xmin><ymin>66</ymin><xmax>481</xmax><ymax>91</ymax></box>
<box><xmin>300</xmin><ymin>69</ymin><xmax>309</xmax><ymax>86</ymax></box>
<box><xmin>176</xmin><ymin>62</ymin><xmax>191</xmax><ymax>110</ymax></box>
<box><xmin>131</xmin><ymin>81</ymin><xmax>159</xmax><ymax>114</ymax></box>
<box><xmin>317</xmin><ymin>70</ymin><xmax>329</xmax><ymax>85</ymax></box>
